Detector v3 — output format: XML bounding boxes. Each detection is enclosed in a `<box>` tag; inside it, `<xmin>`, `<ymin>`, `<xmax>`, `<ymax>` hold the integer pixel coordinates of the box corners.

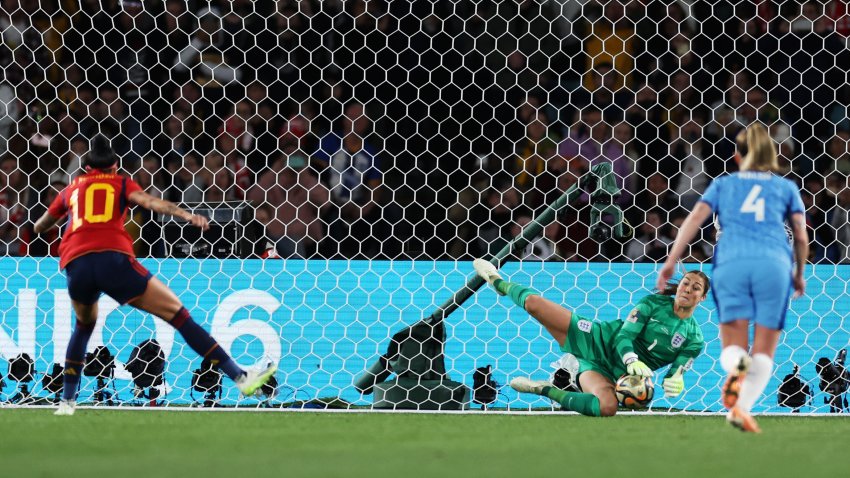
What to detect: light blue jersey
<box><xmin>700</xmin><ymin>171</ymin><xmax>805</xmax><ymax>267</ymax></box>
<box><xmin>699</xmin><ymin>171</ymin><xmax>805</xmax><ymax>329</ymax></box>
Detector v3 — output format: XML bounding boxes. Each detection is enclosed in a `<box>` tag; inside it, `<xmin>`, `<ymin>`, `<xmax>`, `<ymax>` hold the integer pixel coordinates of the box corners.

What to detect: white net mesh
<box><xmin>0</xmin><ymin>0</ymin><xmax>848</xmax><ymax>412</ymax></box>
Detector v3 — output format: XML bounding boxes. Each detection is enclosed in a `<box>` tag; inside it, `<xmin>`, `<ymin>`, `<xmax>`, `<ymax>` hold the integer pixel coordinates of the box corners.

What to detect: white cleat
<box><xmin>54</xmin><ymin>400</ymin><xmax>76</xmax><ymax>416</ymax></box>
<box><xmin>236</xmin><ymin>363</ymin><xmax>278</xmax><ymax>397</ymax></box>
<box><xmin>509</xmin><ymin>377</ymin><xmax>550</xmax><ymax>395</ymax></box>
<box><xmin>473</xmin><ymin>258</ymin><xmax>505</xmax><ymax>295</ymax></box>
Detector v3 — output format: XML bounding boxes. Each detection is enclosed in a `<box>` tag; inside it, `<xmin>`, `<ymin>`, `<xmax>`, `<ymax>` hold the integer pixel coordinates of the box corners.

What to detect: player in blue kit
<box><xmin>657</xmin><ymin>123</ymin><xmax>808</xmax><ymax>433</ymax></box>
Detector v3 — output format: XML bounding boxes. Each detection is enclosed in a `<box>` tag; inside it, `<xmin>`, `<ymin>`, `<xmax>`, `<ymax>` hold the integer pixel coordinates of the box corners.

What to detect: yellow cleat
<box><xmin>236</xmin><ymin>363</ymin><xmax>278</xmax><ymax>397</ymax></box>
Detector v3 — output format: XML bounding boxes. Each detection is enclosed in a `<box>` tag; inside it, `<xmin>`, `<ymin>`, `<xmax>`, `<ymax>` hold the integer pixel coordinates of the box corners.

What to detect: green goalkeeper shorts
<box><xmin>559</xmin><ymin>313</ymin><xmax>619</xmax><ymax>383</ymax></box>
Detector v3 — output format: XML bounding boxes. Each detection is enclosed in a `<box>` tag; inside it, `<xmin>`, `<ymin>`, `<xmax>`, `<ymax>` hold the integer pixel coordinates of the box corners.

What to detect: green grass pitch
<box><xmin>1</xmin><ymin>409</ymin><xmax>847</xmax><ymax>478</ymax></box>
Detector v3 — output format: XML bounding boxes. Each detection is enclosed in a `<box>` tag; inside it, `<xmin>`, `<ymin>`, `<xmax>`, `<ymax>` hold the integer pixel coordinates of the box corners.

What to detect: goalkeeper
<box><xmin>474</xmin><ymin>259</ymin><xmax>708</xmax><ymax>416</ymax></box>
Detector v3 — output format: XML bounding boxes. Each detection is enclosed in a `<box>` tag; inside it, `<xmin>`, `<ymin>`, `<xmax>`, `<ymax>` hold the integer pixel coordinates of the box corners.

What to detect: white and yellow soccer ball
<box><xmin>615</xmin><ymin>374</ymin><xmax>655</xmax><ymax>409</ymax></box>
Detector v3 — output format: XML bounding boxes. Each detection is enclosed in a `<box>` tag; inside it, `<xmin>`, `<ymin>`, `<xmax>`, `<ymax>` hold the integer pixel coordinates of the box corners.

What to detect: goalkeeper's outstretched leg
<box><xmin>475</xmin><ymin>259</ymin><xmax>616</xmax><ymax>416</ymax></box>
<box><xmin>474</xmin><ymin>259</ymin><xmax>572</xmax><ymax>346</ymax></box>
<box><xmin>509</xmin><ymin>372</ymin><xmax>619</xmax><ymax>417</ymax></box>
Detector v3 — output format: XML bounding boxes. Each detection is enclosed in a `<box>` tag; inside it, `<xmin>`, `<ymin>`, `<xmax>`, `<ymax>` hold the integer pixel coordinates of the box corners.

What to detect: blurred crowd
<box><xmin>1</xmin><ymin>0</ymin><xmax>849</xmax><ymax>263</ymax></box>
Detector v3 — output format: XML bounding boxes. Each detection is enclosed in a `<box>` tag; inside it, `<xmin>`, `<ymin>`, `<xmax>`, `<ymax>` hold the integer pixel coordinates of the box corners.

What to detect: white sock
<box><xmin>736</xmin><ymin>353</ymin><xmax>773</xmax><ymax>413</ymax></box>
<box><xmin>720</xmin><ymin>345</ymin><xmax>748</xmax><ymax>374</ymax></box>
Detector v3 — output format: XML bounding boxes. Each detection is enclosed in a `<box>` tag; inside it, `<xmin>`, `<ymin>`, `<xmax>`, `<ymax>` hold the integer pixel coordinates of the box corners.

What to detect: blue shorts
<box><xmin>65</xmin><ymin>252</ymin><xmax>152</xmax><ymax>305</ymax></box>
<box><xmin>711</xmin><ymin>258</ymin><xmax>793</xmax><ymax>330</ymax></box>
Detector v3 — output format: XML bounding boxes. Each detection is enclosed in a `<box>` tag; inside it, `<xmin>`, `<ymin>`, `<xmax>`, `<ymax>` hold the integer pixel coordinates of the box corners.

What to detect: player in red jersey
<box><xmin>34</xmin><ymin>135</ymin><xmax>276</xmax><ymax>415</ymax></box>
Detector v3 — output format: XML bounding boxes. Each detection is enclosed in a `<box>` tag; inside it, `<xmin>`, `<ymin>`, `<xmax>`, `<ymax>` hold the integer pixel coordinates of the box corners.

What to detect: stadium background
<box><xmin>0</xmin><ymin>0</ymin><xmax>849</xmax><ymax>413</ymax></box>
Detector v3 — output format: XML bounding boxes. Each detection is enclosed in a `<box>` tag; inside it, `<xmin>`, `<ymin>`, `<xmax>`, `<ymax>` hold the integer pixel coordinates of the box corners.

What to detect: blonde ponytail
<box><xmin>740</xmin><ymin>123</ymin><xmax>779</xmax><ymax>172</ymax></box>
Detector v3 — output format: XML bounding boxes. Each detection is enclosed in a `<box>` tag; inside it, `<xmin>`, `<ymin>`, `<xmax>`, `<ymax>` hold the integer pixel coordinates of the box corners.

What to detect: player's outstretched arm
<box><xmin>613</xmin><ymin>299</ymin><xmax>655</xmax><ymax>377</ymax></box>
<box><xmin>656</xmin><ymin>202</ymin><xmax>712</xmax><ymax>290</ymax></box>
<box><xmin>33</xmin><ymin>212</ymin><xmax>61</xmax><ymax>234</ymax></box>
<box><xmin>128</xmin><ymin>190</ymin><xmax>210</xmax><ymax>231</ymax></box>
<box><xmin>789</xmin><ymin>212</ymin><xmax>809</xmax><ymax>298</ymax></box>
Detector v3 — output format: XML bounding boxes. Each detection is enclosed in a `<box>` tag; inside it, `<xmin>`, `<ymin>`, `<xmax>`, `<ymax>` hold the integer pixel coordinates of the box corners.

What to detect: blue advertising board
<box><xmin>0</xmin><ymin>258</ymin><xmax>847</xmax><ymax>412</ymax></box>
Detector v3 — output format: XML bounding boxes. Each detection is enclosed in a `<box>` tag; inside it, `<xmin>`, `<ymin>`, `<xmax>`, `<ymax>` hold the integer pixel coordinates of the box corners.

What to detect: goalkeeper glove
<box><xmin>623</xmin><ymin>353</ymin><xmax>653</xmax><ymax>377</ymax></box>
<box><xmin>663</xmin><ymin>366</ymin><xmax>685</xmax><ymax>398</ymax></box>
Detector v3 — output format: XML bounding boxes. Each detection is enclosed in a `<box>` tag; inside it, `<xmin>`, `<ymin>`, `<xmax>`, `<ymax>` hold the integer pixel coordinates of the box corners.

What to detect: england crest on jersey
<box><xmin>671</xmin><ymin>333</ymin><xmax>685</xmax><ymax>349</ymax></box>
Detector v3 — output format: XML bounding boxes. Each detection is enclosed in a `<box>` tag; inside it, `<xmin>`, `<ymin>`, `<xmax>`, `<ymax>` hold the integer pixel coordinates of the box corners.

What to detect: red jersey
<box><xmin>48</xmin><ymin>171</ymin><xmax>142</xmax><ymax>268</ymax></box>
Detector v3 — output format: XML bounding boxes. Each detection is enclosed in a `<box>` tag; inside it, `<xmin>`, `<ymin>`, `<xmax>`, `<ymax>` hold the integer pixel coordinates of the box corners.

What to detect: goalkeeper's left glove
<box><xmin>663</xmin><ymin>366</ymin><xmax>685</xmax><ymax>398</ymax></box>
<box><xmin>623</xmin><ymin>353</ymin><xmax>653</xmax><ymax>377</ymax></box>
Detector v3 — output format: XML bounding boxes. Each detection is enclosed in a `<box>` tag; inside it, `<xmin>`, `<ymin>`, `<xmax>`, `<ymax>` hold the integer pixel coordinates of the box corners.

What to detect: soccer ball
<box><xmin>615</xmin><ymin>374</ymin><xmax>654</xmax><ymax>409</ymax></box>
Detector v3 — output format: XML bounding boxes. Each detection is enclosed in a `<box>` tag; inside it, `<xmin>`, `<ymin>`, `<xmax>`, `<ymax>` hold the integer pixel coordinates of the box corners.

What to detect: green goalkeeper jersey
<box><xmin>586</xmin><ymin>294</ymin><xmax>705</xmax><ymax>380</ymax></box>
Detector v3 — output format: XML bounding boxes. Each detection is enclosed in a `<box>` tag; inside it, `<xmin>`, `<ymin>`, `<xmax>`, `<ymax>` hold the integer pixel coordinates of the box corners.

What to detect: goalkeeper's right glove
<box><xmin>623</xmin><ymin>353</ymin><xmax>653</xmax><ymax>377</ymax></box>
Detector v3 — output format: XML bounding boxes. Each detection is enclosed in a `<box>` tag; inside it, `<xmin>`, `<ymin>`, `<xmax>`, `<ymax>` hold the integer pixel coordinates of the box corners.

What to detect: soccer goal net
<box><xmin>0</xmin><ymin>1</ymin><xmax>848</xmax><ymax>413</ymax></box>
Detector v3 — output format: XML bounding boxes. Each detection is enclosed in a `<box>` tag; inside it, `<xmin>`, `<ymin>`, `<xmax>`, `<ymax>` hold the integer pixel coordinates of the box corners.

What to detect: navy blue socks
<box><xmin>170</xmin><ymin>307</ymin><xmax>244</xmax><ymax>380</ymax></box>
<box><xmin>62</xmin><ymin>319</ymin><xmax>95</xmax><ymax>401</ymax></box>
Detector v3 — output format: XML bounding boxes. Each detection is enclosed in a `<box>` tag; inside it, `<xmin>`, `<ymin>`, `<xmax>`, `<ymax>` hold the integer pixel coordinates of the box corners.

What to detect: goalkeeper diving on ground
<box><xmin>474</xmin><ymin>259</ymin><xmax>708</xmax><ymax>416</ymax></box>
